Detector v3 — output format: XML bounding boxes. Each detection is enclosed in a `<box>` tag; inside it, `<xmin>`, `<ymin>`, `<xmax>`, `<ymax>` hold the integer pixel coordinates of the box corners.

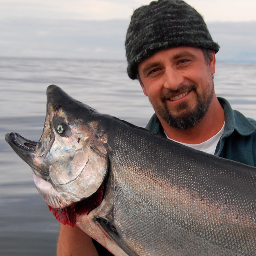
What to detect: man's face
<box><xmin>138</xmin><ymin>46</ymin><xmax>216</xmax><ymax>130</ymax></box>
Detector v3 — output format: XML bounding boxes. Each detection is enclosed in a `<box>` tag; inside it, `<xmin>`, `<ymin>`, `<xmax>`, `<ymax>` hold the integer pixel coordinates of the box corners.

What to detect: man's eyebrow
<box><xmin>172</xmin><ymin>51</ymin><xmax>196</xmax><ymax>60</ymax></box>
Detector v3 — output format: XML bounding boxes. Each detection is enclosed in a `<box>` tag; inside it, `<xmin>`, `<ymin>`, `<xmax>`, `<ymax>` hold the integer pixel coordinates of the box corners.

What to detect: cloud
<box><xmin>184</xmin><ymin>0</ymin><xmax>256</xmax><ymax>22</ymax></box>
<box><xmin>0</xmin><ymin>0</ymin><xmax>256</xmax><ymax>22</ymax></box>
<box><xmin>0</xmin><ymin>18</ymin><xmax>129</xmax><ymax>59</ymax></box>
<box><xmin>0</xmin><ymin>0</ymin><xmax>148</xmax><ymax>20</ymax></box>
<box><xmin>0</xmin><ymin>17</ymin><xmax>256</xmax><ymax>63</ymax></box>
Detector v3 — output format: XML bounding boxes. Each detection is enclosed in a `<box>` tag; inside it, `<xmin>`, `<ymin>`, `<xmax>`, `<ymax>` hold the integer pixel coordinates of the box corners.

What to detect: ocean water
<box><xmin>0</xmin><ymin>58</ymin><xmax>256</xmax><ymax>255</ymax></box>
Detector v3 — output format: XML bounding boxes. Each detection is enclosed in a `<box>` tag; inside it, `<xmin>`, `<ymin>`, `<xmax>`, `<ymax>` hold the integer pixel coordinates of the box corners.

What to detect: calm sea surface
<box><xmin>0</xmin><ymin>58</ymin><xmax>256</xmax><ymax>255</ymax></box>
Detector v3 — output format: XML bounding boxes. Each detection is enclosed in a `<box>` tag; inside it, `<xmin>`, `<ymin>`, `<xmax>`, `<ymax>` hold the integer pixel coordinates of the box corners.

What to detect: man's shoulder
<box><xmin>232</xmin><ymin>109</ymin><xmax>256</xmax><ymax>136</ymax></box>
<box><xmin>247</xmin><ymin>117</ymin><xmax>256</xmax><ymax>127</ymax></box>
<box><xmin>218</xmin><ymin>97</ymin><xmax>256</xmax><ymax>137</ymax></box>
<box><xmin>217</xmin><ymin>98</ymin><xmax>256</xmax><ymax>166</ymax></box>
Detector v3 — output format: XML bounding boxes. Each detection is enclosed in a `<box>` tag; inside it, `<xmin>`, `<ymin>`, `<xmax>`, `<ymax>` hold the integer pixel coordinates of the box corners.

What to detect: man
<box><xmin>57</xmin><ymin>0</ymin><xmax>256</xmax><ymax>255</ymax></box>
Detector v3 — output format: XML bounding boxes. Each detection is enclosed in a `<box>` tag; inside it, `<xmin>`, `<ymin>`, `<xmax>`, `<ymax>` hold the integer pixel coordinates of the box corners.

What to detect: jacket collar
<box><xmin>218</xmin><ymin>97</ymin><xmax>256</xmax><ymax>138</ymax></box>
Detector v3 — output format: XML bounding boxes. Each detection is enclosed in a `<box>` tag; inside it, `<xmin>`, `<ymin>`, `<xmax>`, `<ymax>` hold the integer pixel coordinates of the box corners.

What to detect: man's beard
<box><xmin>154</xmin><ymin>84</ymin><xmax>214</xmax><ymax>130</ymax></box>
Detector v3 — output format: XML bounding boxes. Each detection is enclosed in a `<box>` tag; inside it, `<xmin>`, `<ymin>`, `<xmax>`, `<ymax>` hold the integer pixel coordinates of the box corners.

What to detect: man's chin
<box><xmin>156</xmin><ymin>106</ymin><xmax>204</xmax><ymax>130</ymax></box>
<box><xmin>168</xmin><ymin>109</ymin><xmax>207</xmax><ymax>130</ymax></box>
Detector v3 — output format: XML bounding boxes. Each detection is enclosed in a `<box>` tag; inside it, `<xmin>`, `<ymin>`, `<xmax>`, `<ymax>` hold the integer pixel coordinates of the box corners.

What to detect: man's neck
<box><xmin>160</xmin><ymin>97</ymin><xmax>225</xmax><ymax>144</ymax></box>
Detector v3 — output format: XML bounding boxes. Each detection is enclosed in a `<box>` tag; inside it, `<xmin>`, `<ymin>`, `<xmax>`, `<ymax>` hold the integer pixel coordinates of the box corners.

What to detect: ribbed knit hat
<box><xmin>125</xmin><ymin>0</ymin><xmax>220</xmax><ymax>80</ymax></box>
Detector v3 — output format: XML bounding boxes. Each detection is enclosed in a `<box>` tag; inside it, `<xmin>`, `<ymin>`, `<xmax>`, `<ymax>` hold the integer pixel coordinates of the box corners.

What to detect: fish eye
<box><xmin>57</xmin><ymin>124</ymin><xmax>66</xmax><ymax>134</ymax></box>
<box><xmin>53</xmin><ymin>115</ymin><xmax>70</xmax><ymax>137</ymax></box>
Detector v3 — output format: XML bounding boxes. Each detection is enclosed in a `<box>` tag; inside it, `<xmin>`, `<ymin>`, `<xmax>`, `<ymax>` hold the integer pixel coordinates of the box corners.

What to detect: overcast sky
<box><xmin>1</xmin><ymin>0</ymin><xmax>256</xmax><ymax>61</ymax></box>
<box><xmin>1</xmin><ymin>0</ymin><xmax>256</xmax><ymax>22</ymax></box>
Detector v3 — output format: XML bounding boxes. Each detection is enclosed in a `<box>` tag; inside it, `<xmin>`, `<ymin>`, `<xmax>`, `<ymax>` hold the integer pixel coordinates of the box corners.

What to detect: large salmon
<box><xmin>5</xmin><ymin>85</ymin><xmax>256</xmax><ymax>255</ymax></box>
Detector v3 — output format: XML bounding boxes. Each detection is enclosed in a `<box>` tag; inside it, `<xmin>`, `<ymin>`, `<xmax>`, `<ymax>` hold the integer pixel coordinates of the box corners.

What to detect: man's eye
<box><xmin>148</xmin><ymin>68</ymin><xmax>160</xmax><ymax>75</ymax></box>
<box><xmin>179</xmin><ymin>59</ymin><xmax>189</xmax><ymax>64</ymax></box>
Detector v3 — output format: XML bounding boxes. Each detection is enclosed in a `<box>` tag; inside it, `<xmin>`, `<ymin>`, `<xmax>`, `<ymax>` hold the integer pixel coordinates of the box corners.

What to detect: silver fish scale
<box><xmin>106</xmin><ymin>123</ymin><xmax>256</xmax><ymax>255</ymax></box>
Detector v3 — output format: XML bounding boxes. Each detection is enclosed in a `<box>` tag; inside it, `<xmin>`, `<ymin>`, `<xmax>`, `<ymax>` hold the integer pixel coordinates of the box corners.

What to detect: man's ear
<box><xmin>209</xmin><ymin>51</ymin><xmax>216</xmax><ymax>75</ymax></box>
<box><xmin>138</xmin><ymin>74</ymin><xmax>148</xmax><ymax>96</ymax></box>
<box><xmin>138</xmin><ymin>71</ymin><xmax>148</xmax><ymax>96</ymax></box>
<box><xmin>140</xmin><ymin>82</ymin><xmax>148</xmax><ymax>96</ymax></box>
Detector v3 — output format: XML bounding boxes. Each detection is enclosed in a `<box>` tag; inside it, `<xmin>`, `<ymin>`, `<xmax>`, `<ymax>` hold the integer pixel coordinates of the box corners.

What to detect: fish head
<box><xmin>5</xmin><ymin>85</ymin><xmax>109</xmax><ymax>213</ymax></box>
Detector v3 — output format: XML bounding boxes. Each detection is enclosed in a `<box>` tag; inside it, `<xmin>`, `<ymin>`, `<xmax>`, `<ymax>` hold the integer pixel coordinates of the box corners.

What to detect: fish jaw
<box><xmin>5</xmin><ymin>132</ymin><xmax>40</xmax><ymax>174</ymax></box>
<box><xmin>4</xmin><ymin>132</ymin><xmax>54</xmax><ymax>189</ymax></box>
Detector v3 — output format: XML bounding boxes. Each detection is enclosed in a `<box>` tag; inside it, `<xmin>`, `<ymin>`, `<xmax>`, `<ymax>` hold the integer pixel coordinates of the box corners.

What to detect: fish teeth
<box><xmin>170</xmin><ymin>92</ymin><xmax>188</xmax><ymax>101</ymax></box>
<box><xmin>11</xmin><ymin>133</ymin><xmax>36</xmax><ymax>152</ymax></box>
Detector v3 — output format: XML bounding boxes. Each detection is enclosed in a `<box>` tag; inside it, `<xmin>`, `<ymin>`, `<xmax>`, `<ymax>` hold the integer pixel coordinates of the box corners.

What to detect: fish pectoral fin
<box><xmin>95</xmin><ymin>217</ymin><xmax>139</xmax><ymax>256</ymax></box>
<box><xmin>95</xmin><ymin>217</ymin><xmax>118</xmax><ymax>236</ymax></box>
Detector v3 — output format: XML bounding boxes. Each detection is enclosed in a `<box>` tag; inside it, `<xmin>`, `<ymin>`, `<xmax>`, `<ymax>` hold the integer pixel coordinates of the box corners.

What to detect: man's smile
<box><xmin>169</xmin><ymin>91</ymin><xmax>191</xmax><ymax>102</ymax></box>
<box><xmin>163</xmin><ymin>86</ymin><xmax>196</xmax><ymax>105</ymax></box>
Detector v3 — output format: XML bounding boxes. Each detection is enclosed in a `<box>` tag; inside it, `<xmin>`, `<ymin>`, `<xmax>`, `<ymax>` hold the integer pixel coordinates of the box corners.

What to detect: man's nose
<box><xmin>163</xmin><ymin>67</ymin><xmax>184</xmax><ymax>91</ymax></box>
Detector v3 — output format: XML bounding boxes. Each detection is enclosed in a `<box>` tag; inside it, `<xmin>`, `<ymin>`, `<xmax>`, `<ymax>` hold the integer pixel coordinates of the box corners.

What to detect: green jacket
<box><xmin>145</xmin><ymin>97</ymin><xmax>256</xmax><ymax>167</ymax></box>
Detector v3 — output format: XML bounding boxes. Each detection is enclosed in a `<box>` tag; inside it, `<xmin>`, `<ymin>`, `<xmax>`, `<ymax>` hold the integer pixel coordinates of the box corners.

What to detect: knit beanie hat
<box><xmin>125</xmin><ymin>0</ymin><xmax>220</xmax><ymax>80</ymax></box>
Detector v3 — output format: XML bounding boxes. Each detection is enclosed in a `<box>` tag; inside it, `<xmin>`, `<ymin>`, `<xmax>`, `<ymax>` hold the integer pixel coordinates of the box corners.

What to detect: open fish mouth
<box><xmin>6</xmin><ymin>132</ymin><xmax>37</xmax><ymax>152</ymax></box>
<box><xmin>5</xmin><ymin>131</ymin><xmax>55</xmax><ymax>179</ymax></box>
<box><xmin>5</xmin><ymin>132</ymin><xmax>40</xmax><ymax>173</ymax></box>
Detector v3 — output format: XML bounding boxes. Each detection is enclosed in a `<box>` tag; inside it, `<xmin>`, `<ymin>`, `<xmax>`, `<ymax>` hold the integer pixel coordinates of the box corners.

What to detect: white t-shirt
<box><xmin>165</xmin><ymin>123</ymin><xmax>225</xmax><ymax>155</ymax></box>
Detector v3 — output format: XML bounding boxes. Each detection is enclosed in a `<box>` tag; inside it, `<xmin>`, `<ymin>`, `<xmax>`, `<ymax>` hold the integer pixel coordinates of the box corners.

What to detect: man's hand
<box><xmin>57</xmin><ymin>224</ymin><xmax>99</xmax><ymax>256</ymax></box>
